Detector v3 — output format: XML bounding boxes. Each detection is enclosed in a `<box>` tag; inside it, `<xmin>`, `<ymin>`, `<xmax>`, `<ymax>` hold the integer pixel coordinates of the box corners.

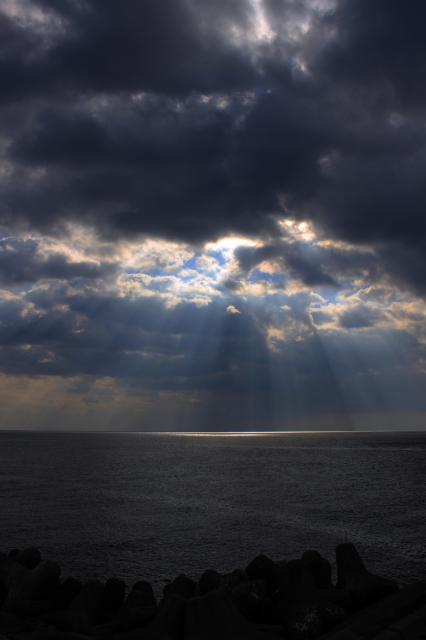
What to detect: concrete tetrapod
<box><xmin>184</xmin><ymin>588</ymin><xmax>277</xmax><ymax>640</ymax></box>
<box><xmin>232</xmin><ymin>580</ymin><xmax>274</xmax><ymax>623</ymax></box>
<box><xmin>123</xmin><ymin>589</ymin><xmax>155</xmax><ymax>611</ymax></box>
<box><xmin>317</xmin><ymin>590</ymin><xmax>354</xmax><ymax>616</ymax></box>
<box><xmin>302</xmin><ymin>552</ymin><xmax>333</xmax><ymax>591</ymax></box>
<box><xmin>198</xmin><ymin>570</ymin><xmax>225</xmax><ymax>595</ymax></box>
<box><xmin>0</xmin><ymin>553</ymin><xmax>29</xmax><ymax>595</ymax></box>
<box><xmin>269</xmin><ymin>560</ymin><xmax>324</xmax><ymax>640</ymax></box>
<box><xmin>12</xmin><ymin>575</ymin><xmax>83</xmax><ymax>618</ymax></box>
<box><xmin>336</xmin><ymin>544</ymin><xmax>367</xmax><ymax>586</ymax></box>
<box><xmin>89</xmin><ymin>589</ymin><xmax>158</xmax><ymax>639</ymax></box>
<box><xmin>132</xmin><ymin>581</ymin><xmax>157</xmax><ymax>607</ymax></box>
<box><xmin>246</xmin><ymin>555</ymin><xmax>283</xmax><ymax>591</ymax></box>
<box><xmin>0</xmin><ymin>581</ymin><xmax>7</xmax><ymax>610</ymax></box>
<box><xmin>161</xmin><ymin>575</ymin><xmax>197</xmax><ymax>604</ymax></box>
<box><xmin>116</xmin><ymin>606</ymin><xmax>158</xmax><ymax>635</ymax></box>
<box><xmin>112</xmin><ymin>593</ymin><xmax>186</xmax><ymax>640</ymax></box>
<box><xmin>1</xmin><ymin>555</ymin><xmax>61</xmax><ymax>615</ymax></box>
<box><xmin>0</xmin><ymin>542</ymin><xmax>410</xmax><ymax>640</ymax></box>
<box><xmin>100</xmin><ymin>578</ymin><xmax>126</xmax><ymax>621</ymax></box>
<box><xmin>52</xmin><ymin>577</ymin><xmax>83</xmax><ymax>611</ymax></box>
<box><xmin>316</xmin><ymin>581</ymin><xmax>426</xmax><ymax>640</ymax></box>
<box><xmin>335</xmin><ymin>544</ymin><xmax>398</xmax><ymax>610</ymax></box>
<box><xmin>0</xmin><ymin>611</ymin><xmax>34</xmax><ymax>636</ymax></box>
<box><xmin>89</xmin><ymin>609</ymin><xmax>157</xmax><ymax>638</ymax></box>
<box><xmin>40</xmin><ymin>579</ymin><xmax>105</xmax><ymax>632</ymax></box>
<box><xmin>198</xmin><ymin>569</ymin><xmax>248</xmax><ymax>596</ymax></box>
<box><xmin>9</xmin><ymin>548</ymin><xmax>41</xmax><ymax>572</ymax></box>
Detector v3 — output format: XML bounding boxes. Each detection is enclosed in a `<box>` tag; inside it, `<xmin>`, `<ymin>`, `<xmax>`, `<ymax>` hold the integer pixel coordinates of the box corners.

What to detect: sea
<box><xmin>0</xmin><ymin>431</ymin><xmax>425</xmax><ymax>597</ymax></box>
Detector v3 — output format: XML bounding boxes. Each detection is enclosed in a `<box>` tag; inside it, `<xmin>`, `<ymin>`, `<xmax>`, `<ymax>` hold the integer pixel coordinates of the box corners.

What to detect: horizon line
<box><xmin>0</xmin><ymin>429</ymin><xmax>425</xmax><ymax>435</ymax></box>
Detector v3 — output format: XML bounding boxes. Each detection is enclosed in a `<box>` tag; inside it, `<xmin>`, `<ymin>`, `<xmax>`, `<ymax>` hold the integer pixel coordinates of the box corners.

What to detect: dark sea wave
<box><xmin>0</xmin><ymin>431</ymin><xmax>425</xmax><ymax>596</ymax></box>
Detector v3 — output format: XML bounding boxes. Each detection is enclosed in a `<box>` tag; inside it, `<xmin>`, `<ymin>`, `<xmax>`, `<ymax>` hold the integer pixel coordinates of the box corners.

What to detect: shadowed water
<box><xmin>0</xmin><ymin>431</ymin><xmax>425</xmax><ymax>596</ymax></box>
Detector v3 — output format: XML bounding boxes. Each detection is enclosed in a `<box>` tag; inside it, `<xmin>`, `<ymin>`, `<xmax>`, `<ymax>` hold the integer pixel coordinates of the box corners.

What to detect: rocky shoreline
<box><xmin>0</xmin><ymin>543</ymin><xmax>424</xmax><ymax>640</ymax></box>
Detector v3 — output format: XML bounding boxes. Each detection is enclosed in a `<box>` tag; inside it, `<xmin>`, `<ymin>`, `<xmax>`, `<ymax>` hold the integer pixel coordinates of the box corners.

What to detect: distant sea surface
<box><xmin>0</xmin><ymin>431</ymin><xmax>425</xmax><ymax>596</ymax></box>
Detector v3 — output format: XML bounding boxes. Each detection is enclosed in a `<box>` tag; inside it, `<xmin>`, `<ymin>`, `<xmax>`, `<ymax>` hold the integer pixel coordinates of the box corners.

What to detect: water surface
<box><xmin>0</xmin><ymin>431</ymin><xmax>425</xmax><ymax>595</ymax></box>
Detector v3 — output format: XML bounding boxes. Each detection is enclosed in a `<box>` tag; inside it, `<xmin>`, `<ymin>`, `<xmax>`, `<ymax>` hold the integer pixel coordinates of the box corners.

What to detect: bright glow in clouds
<box><xmin>226</xmin><ymin>305</ymin><xmax>241</xmax><ymax>314</ymax></box>
<box><xmin>0</xmin><ymin>219</ymin><xmax>426</xmax><ymax>431</ymax></box>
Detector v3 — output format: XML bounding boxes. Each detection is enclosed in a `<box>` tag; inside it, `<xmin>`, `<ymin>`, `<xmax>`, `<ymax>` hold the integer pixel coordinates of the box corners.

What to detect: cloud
<box><xmin>0</xmin><ymin>237</ymin><xmax>119</xmax><ymax>284</ymax></box>
<box><xmin>221</xmin><ymin>278</ymin><xmax>243</xmax><ymax>292</ymax></box>
<box><xmin>0</xmin><ymin>0</ymin><xmax>258</xmax><ymax>103</ymax></box>
<box><xmin>338</xmin><ymin>305</ymin><xmax>384</xmax><ymax>329</ymax></box>
<box><xmin>226</xmin><ymin>305</ymin><xmax>241</xmax><ymax>314</ymax></box>
<box><xmin>320</xmin><ymin>0</ymin><xmax>426</xmax><ymax>108</ymax></box>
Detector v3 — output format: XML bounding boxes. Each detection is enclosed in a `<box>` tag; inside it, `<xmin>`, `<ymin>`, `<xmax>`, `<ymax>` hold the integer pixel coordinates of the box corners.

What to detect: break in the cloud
<box><xmin>0</xmin><ymin>0</ymin><xmax>425</xmax><ymax>430</ymax></box>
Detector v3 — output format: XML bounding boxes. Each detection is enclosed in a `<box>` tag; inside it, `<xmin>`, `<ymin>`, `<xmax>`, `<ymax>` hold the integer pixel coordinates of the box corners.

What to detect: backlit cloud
<box><xmin>226</xmin><ymin>305</ymin><xmax>241</xmax><ymax>314</ymax></box>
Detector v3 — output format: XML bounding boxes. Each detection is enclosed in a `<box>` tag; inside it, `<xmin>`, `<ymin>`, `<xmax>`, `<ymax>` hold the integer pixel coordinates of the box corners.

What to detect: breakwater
<box><xmin>2</xmin><ymin>542</ymin><xmax>424</xmax><ymax>640</ymax></box>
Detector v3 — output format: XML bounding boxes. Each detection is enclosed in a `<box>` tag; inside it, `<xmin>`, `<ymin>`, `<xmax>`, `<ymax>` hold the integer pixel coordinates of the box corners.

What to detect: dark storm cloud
<box><xmin>222</xmin><ymin>278</ymin><xmax>244</xmax><ymax>292</ymax></box>
<box><xmin>11</xmin><ymin>97</ymin><xmax>233</xmax><ymax>167</ymax></box>
<box><xmin>338</xmin><ymin>305</ymin><xmax>384</xmax><ymax>330</ymax></box>
<box><xmin>320</xmin><ymin>0</ymin><xmax>426</xmax><ymax>108</ymax></box>
<box><xmin>0</xmin><ymin>238</ymin><xmax>118</xmax><ymax>284</ymax></box>
<box><xmin>0</xmin><ymin>0</ymin><xmax>258</xmax><ymax>104</ymax></box>
<box><xmin>1</xmin><ymin>0</ymin><xmax>426</xmax><ymax>291</ymax></box>
<box><xmin>233</xmin><ymin>238</ymin><xmax>383</xmax><ymax>288</ymax></box>
<box><xmin>378</xmin><ymin>244</ymin><xmax>426</xmax><ymax>297</ymax></box>
<box><xmin>0</xmin><ymin>11</ymin><xmax>49</xmax><ymax>106</ymax></box>
<box><xmin>235</xmin><ymin>241</ymin><xmax>339</xmax><ymax>287</ymax></box>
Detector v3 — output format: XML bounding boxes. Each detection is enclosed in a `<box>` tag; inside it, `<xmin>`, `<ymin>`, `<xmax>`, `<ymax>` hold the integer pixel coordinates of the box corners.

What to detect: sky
<box><xmin>0</xmin><ymin>0</ymin><xmax>426</xmax><ymax>431</ymax></box>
